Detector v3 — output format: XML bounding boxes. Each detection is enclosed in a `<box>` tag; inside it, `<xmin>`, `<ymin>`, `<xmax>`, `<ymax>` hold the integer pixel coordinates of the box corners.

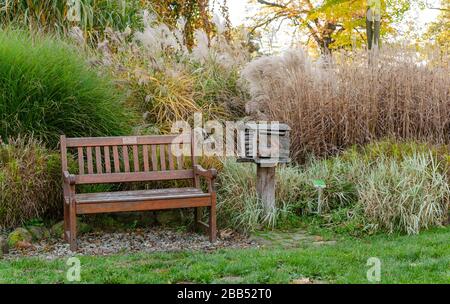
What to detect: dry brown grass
<box><xmin>241</xmin><ymin>48</ymin><xmax>450</xmax><ymax>163</ymax></box>
<box><xmin>0</xmin><ymin>137</ymin><xmax>61</xmax><ymax>228</ymax></box>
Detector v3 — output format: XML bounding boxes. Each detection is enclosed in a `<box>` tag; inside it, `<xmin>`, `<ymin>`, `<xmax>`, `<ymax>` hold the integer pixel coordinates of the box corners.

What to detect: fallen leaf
<box><xmin>220</xmin><ymin>229</ymin><xmax>234</xmax><ymax>239</ymax></box>
<box><xmin>15</xmin><ymin>241</ymin><xmax>33</xmax><ymax>250</ymax></box>
<box><xmin>292</xmin><ymin>278</ymin><xmax>313</xmax><ymax>284</ymax></box>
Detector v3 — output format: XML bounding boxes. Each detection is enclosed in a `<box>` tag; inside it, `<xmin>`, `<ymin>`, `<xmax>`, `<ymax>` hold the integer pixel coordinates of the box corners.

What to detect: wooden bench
<box><xmin>60</xmin><ymin>134</ymin><xmax>217</xmax><ymax>251</ymax></box>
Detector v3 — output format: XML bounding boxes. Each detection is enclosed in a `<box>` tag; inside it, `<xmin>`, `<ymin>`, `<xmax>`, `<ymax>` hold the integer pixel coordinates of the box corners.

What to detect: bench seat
<box><xmin>75</xmin><ymin>188</ymin><xmax>212</xmax><ymax>214</ymax></box>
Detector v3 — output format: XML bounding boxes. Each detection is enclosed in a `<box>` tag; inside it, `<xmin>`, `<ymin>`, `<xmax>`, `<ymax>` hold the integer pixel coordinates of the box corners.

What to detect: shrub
<box><xmin>241</xmin><ymin>48</ymin><xmax>450</xmax><ymax>163</ymax></box>
<box><xmin>0</xmin><ymin>137</ymin><xmax>62</xmax><ymax>228</ymax></box>
<box><xmin>217</xmin><ymin>141</ymin><xmax>449</xmax><ymax>235</ymax></box>
<box><xmin>0</xmin><ymin>29</ymin><xmax>132</xmax><ymax>148</ymax></box>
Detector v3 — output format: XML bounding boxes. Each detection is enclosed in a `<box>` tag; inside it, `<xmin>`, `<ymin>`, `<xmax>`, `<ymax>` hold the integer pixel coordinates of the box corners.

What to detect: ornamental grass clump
<box><xmin>0</xmin><ymin>137</ymin><xmax>62</xmax><ymax>228</ymax></box>
<box><xmin>218</xmin><ymin>142</ymin><xmax>449</xmax><ymax>235</ymax></box>
<box><xmin>98</xmin><ymin>12</ymin><xmax>250</xmax><ymax>133</ymax></box>
<box><xmin>357</xmin><ymin>153</ymin><xmax>449</xmax><ymax>235</ymax></box>
<box><xmin>0</xmin><ymin>29</ymin><xmax>132</xmax><ymax>148</ymax></box>
<box><xmin>241</xmin><ymin>47</ymin><xmax>450</xmax><ymax>163</ymax></box>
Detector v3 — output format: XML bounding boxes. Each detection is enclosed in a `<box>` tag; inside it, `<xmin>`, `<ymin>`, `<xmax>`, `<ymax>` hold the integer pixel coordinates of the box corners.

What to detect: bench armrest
<box><xmin>193</xmin><ymin>165</ymin><xmax>217</xmax><ymax>193</ymax></box>
<box><xmin>63</xmin><ymin>171</ymin><xmax>76</xmax><ymax>185</ymax></box>
<box><xmin>194</xmin><ymin>165</ymin><xmax>217</xmax><ymax>180</ymax></box>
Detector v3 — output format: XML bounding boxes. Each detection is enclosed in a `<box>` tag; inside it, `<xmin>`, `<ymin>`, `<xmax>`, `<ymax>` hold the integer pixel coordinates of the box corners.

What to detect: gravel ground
<box><xmin>1</xmin><ymin>228</ymin><xmax>256</xmax><ymax>260</ymax></box>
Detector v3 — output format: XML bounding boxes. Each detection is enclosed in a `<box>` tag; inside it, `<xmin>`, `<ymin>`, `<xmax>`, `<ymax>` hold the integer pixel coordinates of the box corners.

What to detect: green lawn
<box><xmin>0</xmin><ymin>226</ymin><xmax>449</xmax><ymax>284</ymax></box>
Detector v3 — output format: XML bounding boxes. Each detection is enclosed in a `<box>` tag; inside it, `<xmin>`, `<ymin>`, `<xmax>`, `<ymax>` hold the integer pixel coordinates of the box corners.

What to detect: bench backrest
<box><xmin>60</xmin><ymin>134</ymin><xmax>196</xmax><ymax>185</ymax></box>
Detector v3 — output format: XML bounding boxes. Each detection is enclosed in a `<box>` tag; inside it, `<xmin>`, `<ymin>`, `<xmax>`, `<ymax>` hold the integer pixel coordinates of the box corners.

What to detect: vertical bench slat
<box><xmin>168</xmin><ymin>144</ymin><xmax>175</xmax><ymax>170</ymax></box>
<box><xmin>95</xmin><ymin>146</ymin><xmax>102</xmax><ymax>174</ymax></box>
<box><xmin>104</xmin><ymin>146</ymin><xmax>111</xmax><ymax>173</ymax></box>
<box><xmin>86</xmin><ymin>147</ymin><xmax>94</xmax><ymax>174</ymax></box>
<box><xmin>132</xmin><ymin>145</ymin><xmax>140</xmax><ymax>172</ymax></box>
<box><xmin>159</xmin><ymin>145</ymin><xmax>166</xmax><ymax>171</ymax></box>
<box><xmin>112</xmin><ymin>146</ymin><xmax>120</xmax><ymax>173</ymax></box>
<box><xmin>142</xmin><ymin>145</ymin><xmax>150</xmax><ymax>171</ymax></box>
<box><xmin>122</xmin><ymin>145</ymin><xmax>130</xmax><ymax>172</ymax></box>
<box><xmin>177</xmin><ymin>144</ymin><xmax>183</xmax><ymax>170</ymax></box>
<box><xmin>151</xmin><ymin>145</ymin><xmax>158</xmax><ymax>171</ymax></box>
<box><xmin>77</xmin><ymin>147</ymin><xmax>84</xmax><ymax>175</ymax></box>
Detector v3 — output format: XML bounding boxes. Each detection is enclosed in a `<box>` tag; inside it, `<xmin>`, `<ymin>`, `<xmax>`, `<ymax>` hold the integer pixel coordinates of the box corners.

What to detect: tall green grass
<box><xmin>217</xmin><ymin>141</ymin><xmax>449</xmax><ymax>235</ymax></box>
<box><xmin>0</xmin><ymin>0</ymin><xmax>143</xmax><ymax>42</ymax></box>
<box><xmin>0</xmin><ymin>29</ymin><xmax>132</xmax><ymax>148</ymax></box>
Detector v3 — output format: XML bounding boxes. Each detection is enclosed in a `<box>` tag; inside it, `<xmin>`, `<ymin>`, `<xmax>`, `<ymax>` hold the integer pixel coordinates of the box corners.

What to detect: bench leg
<box><xmin>209</xmin><ymin>194</ymin><xmax>217</xmax><ymax>242</ymax></box>
<box><xmin>63</xmin><ymin>200</ymin><xmax>70</xmax><ymax>242</ymax></box>
<box><xmin>69</xmin><ymin>203</ymin><xmax>78</xmax><ymax>251</ymax></box>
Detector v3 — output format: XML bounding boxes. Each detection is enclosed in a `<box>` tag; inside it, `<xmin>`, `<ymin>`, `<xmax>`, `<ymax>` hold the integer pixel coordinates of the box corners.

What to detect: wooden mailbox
<box><xmin>237</xmin><ymin>123</ymin><xmax>290</xmax><ymax>215</ymax></box>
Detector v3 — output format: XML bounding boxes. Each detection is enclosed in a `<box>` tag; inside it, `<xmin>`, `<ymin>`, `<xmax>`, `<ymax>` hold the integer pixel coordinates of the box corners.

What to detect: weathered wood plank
<box><xmin>77</xmin><ymin>147</ymin><xmax>84</xmax><ymax>175</ymax></box>
<box><xmin>256</xmin><ymin>165</ymin><xmax>276</xmax><ymax>216</ymax></box>
<box><xmin>112</xmin><ymin>146</ymin><xmax>120</xmax><ymax>173</ymax></box>
<box><xmin>66</xmin><ymin>134</ymin><xmax>190</xmax><ymax>147</ymax></box>
<box><xmin>168</xmin><ymin>144</ymin><xmax>175</xmax><ymax>170</ymax></box>
<box><xmin>95</xmin><ymin>146</ymin><xmax>102</xmax><ymax>174</ymax></box>
<box><xmin>151</xmin><ymin>145</ymin><xmax>158</xmax><ymax>171</ymax></box>
<box><xmin>132</xmin><ymin>145</ymin><xmax>140</xmax><ymax>172</ymax></box>
<box><xmin>159</xmin><ymin>145</ymin><xmax>166</xmax><ymax>171</ymax></box>
<box><xmin>142</xmin><ymin>145</ymin><xmax>149</xmax><ymax>171</ymax></box>
<box><xmin>77</xmin><ymin>197</ymin><xmax>211</xmax><ymax>214</ymax></box>
<box><xmin>122</xmin><ymin>145</ymin><xmax>130</xmax><ymax>172</ymax></box>
<box><xmin>76</xmin><ymin>187</ymin><xmax>202</xmax><ymax>200</ymax></box>
<box><xmin>86</xmin><ymin>147</ymin><xmax>94</xmax><ymax>174</ymax></box>
<box><xmin>104</xmin><ymin>146</ymin><xmax>111</xmax><ymax>173</ymax></box>
<box><xmin>76</xmin><ymin>189</ymin><xmax>210</xmax><ymax>204</ymax></box>
<box><xmin>74</xmin><ymin>170</ymin><xmax>194</xmax><ymax>184</ymax></box>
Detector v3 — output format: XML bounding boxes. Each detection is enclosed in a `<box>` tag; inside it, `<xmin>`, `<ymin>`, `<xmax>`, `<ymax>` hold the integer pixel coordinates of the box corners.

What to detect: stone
<box><xmin>156</xmin><ymin>210</ymin><xmax>182</xmax><ymax>226</ymax></box>
<box><xmin>0</xmin><ymin>237</ymin><xmax>9</xmax><ymax>256</ymax></box>
<box><xmin>15</xmin><ymin>240</ymin><xmax>33</xmax><ymax>250</ymax></box>
<box><xmin>7</xmin><ymin>228</ymin><xmax>32</xmax><ymax>248</ymax></box>
<box><xmin>28</xmin><ymin>226</ymin><xmax>50</xmax><ymax>241</ymax></box>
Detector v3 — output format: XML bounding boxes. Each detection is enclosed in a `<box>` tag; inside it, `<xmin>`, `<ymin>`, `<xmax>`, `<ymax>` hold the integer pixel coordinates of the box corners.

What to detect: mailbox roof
<box><xmin>244</xmin><ymin>122</ymin><xmax>291</xmax><ymax>131</ymax></box>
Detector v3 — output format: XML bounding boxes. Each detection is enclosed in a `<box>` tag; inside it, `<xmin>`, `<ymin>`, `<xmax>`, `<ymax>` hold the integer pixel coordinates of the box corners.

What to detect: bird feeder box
<box><xmin>237</xmin><ymin>122</ymin><xmax>290</xmax><ymax>167</ymax></box>
<box><xmin>237</xmin><ymin>122</ymin><xmax>291</xmax><ymax>216</ymax></box>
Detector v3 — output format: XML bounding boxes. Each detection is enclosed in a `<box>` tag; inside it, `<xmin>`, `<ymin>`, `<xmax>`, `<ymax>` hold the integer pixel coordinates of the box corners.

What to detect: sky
<box><xmin>211</xmin><ymin>0</ymin><xmax>442</xmax><ymax>52</ymax></box>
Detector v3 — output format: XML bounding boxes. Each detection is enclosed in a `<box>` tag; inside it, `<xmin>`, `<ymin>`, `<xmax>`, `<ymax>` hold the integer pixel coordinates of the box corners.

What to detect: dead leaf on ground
<box><xmin>291</xmin><ymin>278</ymin><xmax>313</xmax><ymax>284</ymax></box>
<box><xmin>15</xmin><ymin>241</ymin><xmax>33</xmax><ymax>250</ymax></box>
<box><xmin>220</xmin><ymin>229</ymin><xmax>234</xmax><ymax>239</ymax></box>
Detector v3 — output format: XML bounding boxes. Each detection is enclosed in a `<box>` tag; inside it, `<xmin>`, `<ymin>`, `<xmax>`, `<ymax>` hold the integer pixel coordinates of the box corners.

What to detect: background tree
<box><xmin>251</xmin><ymin>0</ymin><xmax>412</xmax><ymax>54</ymax></box>
<box><xmin>149</xmin><ymin>0</ymin><xmax>212</xmax><ymax>48</ymax></box>
<box><xmin>423</xmin><ymin>1</ymin><xmax>449</xmax><ymax>60</ymax></box>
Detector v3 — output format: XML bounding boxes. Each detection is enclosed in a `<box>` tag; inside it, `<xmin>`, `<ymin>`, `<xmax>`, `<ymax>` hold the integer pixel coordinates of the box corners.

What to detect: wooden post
<box><xmin>256</xmin><ymin>164</ymin><xmax>276</xmax><ymax>216</ymax></box>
